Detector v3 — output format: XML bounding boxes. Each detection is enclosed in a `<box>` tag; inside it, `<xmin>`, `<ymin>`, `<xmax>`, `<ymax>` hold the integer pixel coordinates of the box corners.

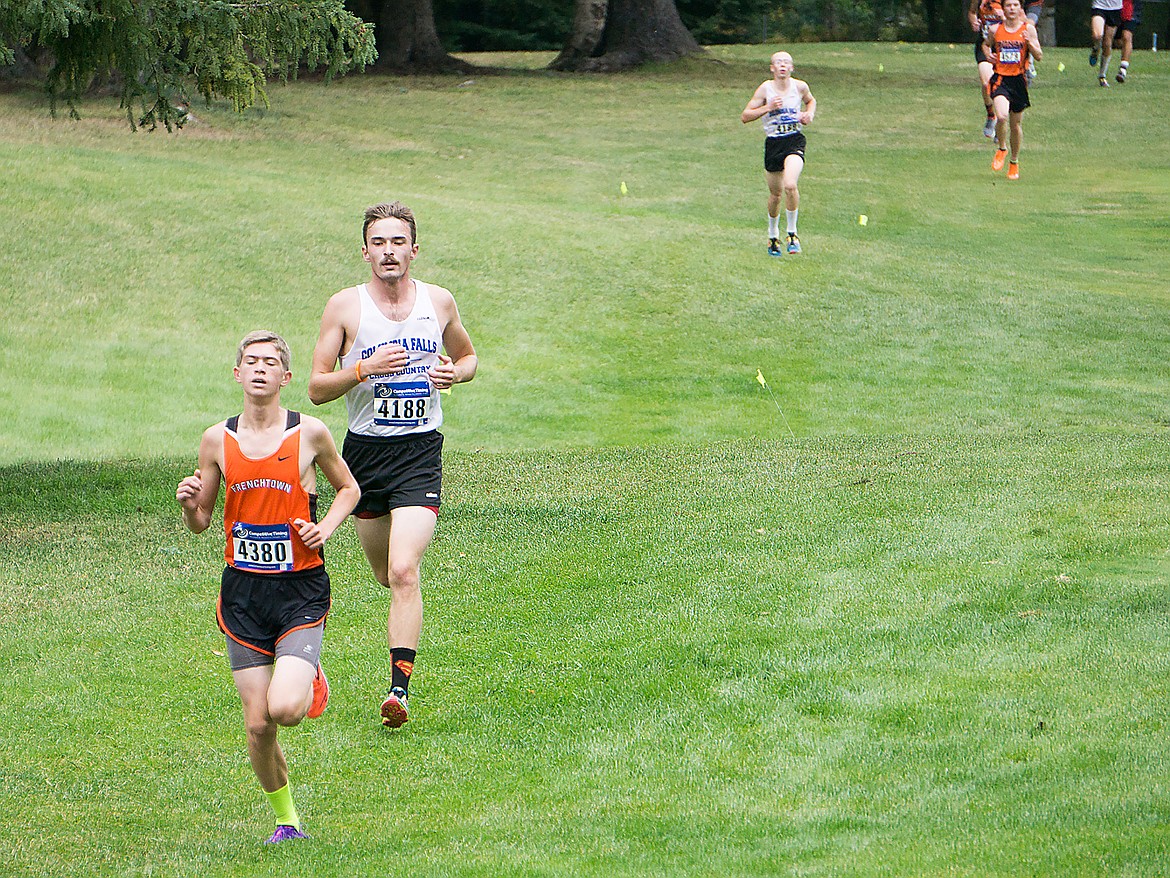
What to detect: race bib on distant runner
<box><xmin>999</xmin><ymin>46</ymin><xmax>1022</xmax><ymax>64</ymax></box>
<box><xmin>232</xmin><ymin>522</ymin><xmax>294</xmax><ymax>572</ymax></box>
<box><xmin>373</xmin><ymin>380</ymin><xmax>432</xmax><ymax>428</ymax></box>
<box><xmin>765</xmin><ymin>107</ymin><xmax>800</xmax><ymax>138</ymax></box>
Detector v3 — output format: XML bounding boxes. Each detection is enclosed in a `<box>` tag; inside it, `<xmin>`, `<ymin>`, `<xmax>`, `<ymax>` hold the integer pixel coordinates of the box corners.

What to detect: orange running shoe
<box><xmin>307</xmin><ymin>663</ymin><xmax>329</xmax><ymax>719</ymax></box>
<box><xmin>1007</xmin><ymin>162</ymin><xmax>1020</xmax><ymax>181</ymax></box>
<box><xmin>991</xmin><ymin>149</ymin><xmax>1007</xmax><ymax>172</ymax></box>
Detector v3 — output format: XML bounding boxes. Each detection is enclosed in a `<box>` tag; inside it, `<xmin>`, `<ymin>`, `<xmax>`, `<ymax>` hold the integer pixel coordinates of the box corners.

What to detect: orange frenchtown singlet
<box><xmin>991</xmin><ymin>20</ymin><xmax>1030</xmax><ymax>76</ymax></box>
<box><xmin>222</xmin><ymin>412</ymin><xmax>322</xmax><ymax>573</ymax></box>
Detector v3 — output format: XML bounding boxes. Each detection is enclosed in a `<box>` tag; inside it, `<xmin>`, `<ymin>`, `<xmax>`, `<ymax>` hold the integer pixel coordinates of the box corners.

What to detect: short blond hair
<box><xmin>236</xmin><ymin>330</ymin><xmax>291</xmax><ymax>372</ymax></box>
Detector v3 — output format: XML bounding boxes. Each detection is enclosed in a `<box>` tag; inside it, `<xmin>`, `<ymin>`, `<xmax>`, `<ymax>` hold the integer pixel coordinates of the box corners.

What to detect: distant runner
<box><xmin>985</xmin><ymin>0</ymin><xmax>1043</xmax><ymax>180</ymax></box>
<box><xmin>1089</xmin><ymin>0</ymin><xmax>1123</xmax><ymax>85</ymax></box>
<box><xmin>741</xmin><ymin>51</ymin><xmax>817</xmax><ymax>257</ymax></box>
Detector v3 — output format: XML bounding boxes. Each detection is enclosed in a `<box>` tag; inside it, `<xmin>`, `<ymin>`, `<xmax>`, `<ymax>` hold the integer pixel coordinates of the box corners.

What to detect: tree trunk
<box><xmin>0</xmin><ymin>45</ymin><xmax>40</xmax><ymax>80</ymax></box>
<box><xmin>922</xmin><ymin>0</ymin><xmax>940</xmax><ymax>41</ymax></box>
<box><xmin>1037</xmin><ymin>1</ymin><xmax>1056</xmax><ymax>46</ymax></box>
<box><xmin>549</xmin><ymin>0</ymin><xmax>609</xmax><ymax>69</ymax></box>
<box><xmin>346</xmin><ymin>0</ymin><xmax>472</xmax><ymax>72</ymax></box>
<box><xmin>550</xmin><ymin>0</ymin><xmax>704</xmax><ymax>72</ymax></box>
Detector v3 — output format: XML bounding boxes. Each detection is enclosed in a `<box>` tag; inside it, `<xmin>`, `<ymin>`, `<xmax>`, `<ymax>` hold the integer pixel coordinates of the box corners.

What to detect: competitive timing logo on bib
<box><xmin>232</xmin><ymin>523</ymin><xmax>290</xmax><ymax>540</ymax></box>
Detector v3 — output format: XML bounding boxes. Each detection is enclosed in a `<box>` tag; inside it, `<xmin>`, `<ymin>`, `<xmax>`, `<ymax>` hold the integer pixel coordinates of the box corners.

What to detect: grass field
<box><xmin>2</xmin><ymin>42</ymin><xmax>1170</xmax><ymax>876</ymax></box>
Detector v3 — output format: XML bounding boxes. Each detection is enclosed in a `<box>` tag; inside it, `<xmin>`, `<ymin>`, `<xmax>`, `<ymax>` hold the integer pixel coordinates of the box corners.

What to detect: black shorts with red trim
<box><xmin>217</xmin><ymin>565</ymin><xmax>330</xmax><ymax>656</ymax></box>
<box><xmin>343</xmin><ymin>429</ymin><xmax>443</xmax><ymax>517</ymax></box>
<box><xmin>991</xmin><ymin>72</ymin><xmax>1030</xmax><ymax>113</ymax></box>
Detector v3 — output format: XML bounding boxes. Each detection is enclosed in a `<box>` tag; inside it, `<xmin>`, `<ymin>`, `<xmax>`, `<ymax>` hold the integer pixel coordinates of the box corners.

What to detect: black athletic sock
<box><xmin>391</xmin><ymin>647</ymin><xmax>416</xmax><ymax>695</ymax></box>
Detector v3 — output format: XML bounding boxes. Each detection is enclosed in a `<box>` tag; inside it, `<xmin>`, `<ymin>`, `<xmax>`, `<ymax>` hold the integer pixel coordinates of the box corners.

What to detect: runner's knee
<box><xmin>267</xmin><ymin>694</ymin><xmax>307</xmax><ymax>727</ymax></box>
<box><xmin>387</xmin><ymin>560</ymin><xmax>421</xmax><ymax>592</ymax></box>
<box><xmin>244</xmin><ymin>713</ymin><xmax>278</xmax><ymax>741</ymax></box>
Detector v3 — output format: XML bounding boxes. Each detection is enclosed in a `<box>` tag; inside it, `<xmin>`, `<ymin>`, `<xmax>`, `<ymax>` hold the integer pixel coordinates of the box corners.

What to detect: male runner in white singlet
<box><xmin>741</xmin><ymin>50</ymin><xmax>816</xmax><ymax>257</ymax></box>
<box><xmin>1089</xmin><ymin>0</ymin><xmax>1124</xmax><ymax>84</ymax></box>
<box><xmin>309</xmin><ymin>202</ymin><xmax>477</xmax><ymax>729</ymax></box>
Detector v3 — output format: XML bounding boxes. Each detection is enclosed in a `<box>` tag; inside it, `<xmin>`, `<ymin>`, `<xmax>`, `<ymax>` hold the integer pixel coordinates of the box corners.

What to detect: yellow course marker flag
<box><xmin>859</xmin><ymin>214</ymin><xmax>868</xmax><ymax>226</ymax></box>
<box><xmin>620</xmin><ymin>181</ymin><xmax>628</xmax><ymax>195</ymax></box>
<box><xmin>755</xmin><ymin>369</ymin><xmax>796</xmax><ymax>438</ymax></box>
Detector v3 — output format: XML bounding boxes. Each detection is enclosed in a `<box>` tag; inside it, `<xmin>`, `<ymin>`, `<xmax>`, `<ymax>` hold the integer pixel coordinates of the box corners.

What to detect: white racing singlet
<box><xmin>341</xmin><ymin>281</ymin><xmax>444</xmax><ymax>436</ymax></box>
<box><xmin>762</xmin><ymin>80</ymin><xmax>803</xmax><ymax>139</ymax></box>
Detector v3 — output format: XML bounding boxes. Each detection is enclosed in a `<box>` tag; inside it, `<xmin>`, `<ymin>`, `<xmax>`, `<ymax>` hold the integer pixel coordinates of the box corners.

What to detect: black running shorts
<box><xmin>217</xmin><ymin>565</ymin><xmax>330</xmax><ymax>657</ymax></box>
<box><xmin>1092</xmin><ymin>7</ymin><xmax>1122</xmax><ymax>27</ymax></box>
<box><xmin>991</xmin><ymin>72</ymin><xmax>1030</xmax><ymax>112</ymax></box>
<box><xmin>343</xmin><ymin>429</ymin><xmax>443</xmax><ymax>517</ymax></box>
<box><xmin>975</xmin><ymin>35</ymin><xmax>991</xmax><ymax>63</ymax></box>
<box><xmin>764</xmin><ymin>132</ymin><xmax>806</xmax><ymax>173</ymax></box>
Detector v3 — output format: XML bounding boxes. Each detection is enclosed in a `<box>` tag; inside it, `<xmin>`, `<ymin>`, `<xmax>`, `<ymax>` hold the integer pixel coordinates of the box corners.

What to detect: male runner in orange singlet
<box><xmin>177</xmin><ymin>330</ymin><xmax>359</xmax><ymax>843</ymax></box>
<box><xmin>985</xmin><ymin>0</ymin><xmax>1042</xmax><ymax>180</ymax></box>
<box><xmin>969</xmin><ymin>0</ymin><xmax>1005</xmax><ymax>138</ymax></box>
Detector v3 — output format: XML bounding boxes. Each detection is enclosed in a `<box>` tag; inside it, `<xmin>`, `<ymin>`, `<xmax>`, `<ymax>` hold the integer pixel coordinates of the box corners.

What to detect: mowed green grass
<box><xmin>2</xmin><ymin>43</ymin><xmax>1167</xmax><ymax>458</ymax></box>
<box><xmin>2</xmin><ymin>43</ymin><xmax>1170</xmax><ymax>877</ymax></box>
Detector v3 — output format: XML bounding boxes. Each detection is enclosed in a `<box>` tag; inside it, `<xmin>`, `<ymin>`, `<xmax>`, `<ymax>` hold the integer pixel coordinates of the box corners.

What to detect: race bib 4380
<box><xmin>232</xmin><ymin>522</ymin><xmax>294</xmax><ymax>572</ymax></box>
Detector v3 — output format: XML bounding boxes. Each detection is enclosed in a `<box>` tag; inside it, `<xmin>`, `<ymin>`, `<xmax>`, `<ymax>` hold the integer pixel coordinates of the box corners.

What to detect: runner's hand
<box><xmin>428</xmin><ymin>354</ymin><xmax>456</xmax><ymax>390</ymax></box>
<box><xmin>362</xmin><ymin>343</ymin><xmax>410</xmax><ymax>377</ymax></box>
<box><xmin>176</xmin><ymin>469</ymin><xmax>203</xmax><ymax>509</ymax></box>
<box><xmin>294</xmin><ymin>517</ymin><xmax>326</xmax><ymax>550</ymax></box>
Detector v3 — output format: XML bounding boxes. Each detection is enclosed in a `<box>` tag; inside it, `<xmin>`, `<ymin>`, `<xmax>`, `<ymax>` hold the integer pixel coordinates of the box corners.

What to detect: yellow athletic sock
<box><xmin>264</xmin><ymin>784</ymin><xmax>300</xmax><ymax>829</ymax></box>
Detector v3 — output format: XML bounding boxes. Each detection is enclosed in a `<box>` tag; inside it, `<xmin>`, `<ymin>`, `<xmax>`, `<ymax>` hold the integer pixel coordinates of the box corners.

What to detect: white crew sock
<box><xmin>786</xmin><ymin>209</ymin><xmax>798</xmax><ymax>236</ymax></box>
<box><xmin>767</xmin><ymin>214</ymin><xmax>780</xmax><ymax>238</ymax></box>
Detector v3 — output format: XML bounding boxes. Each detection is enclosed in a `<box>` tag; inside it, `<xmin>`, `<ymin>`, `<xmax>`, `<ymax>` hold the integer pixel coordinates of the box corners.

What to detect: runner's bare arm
<box><xmin>741</xmin><ymin>83</ymin><xmax>771</xmax><ymax>124</ymax></box>
<box><xmin>428</xmin><ymin>288</ymin><xmax>478</xmax><ymax>389</ymax></box>
<box><xmin>308</xmin><ymin>289</ymin><xmax>362</xmax><ymax>406</ymax></box>
<box><xmin>177</xmin><ymin>425</ymin><xmax>224</xmax><ymax>534</ymax></box>
<box><xmin>293</xmin><ymin>418</ymin><xmax>360</xmax><ymax>549</ymax></box>
<box><xmin>800</xmin><ymin>82</ymin><xmax>816</xmax><ymax>124</ymax></box>
<box><xmin>1026</xmin><ymin>22</ymin><xmax>1042</xmax><ymax>61</ymax></box>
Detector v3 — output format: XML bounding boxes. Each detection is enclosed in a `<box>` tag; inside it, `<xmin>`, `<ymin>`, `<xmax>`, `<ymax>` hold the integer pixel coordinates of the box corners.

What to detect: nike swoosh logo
<box><xmin>278</xmin><ymin>455</ymin><xmax>291</xmax><ymax>461</ymax></box>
